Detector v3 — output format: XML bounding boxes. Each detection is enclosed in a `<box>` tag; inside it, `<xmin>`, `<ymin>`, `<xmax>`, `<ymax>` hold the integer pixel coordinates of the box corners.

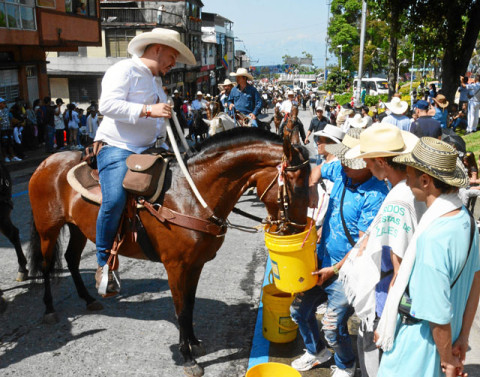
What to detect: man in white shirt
<box><xmin>93</xmin><ymin>28</ymin><xmax>195</xmax><ymax>297</ymax></box>
<box><xmin>461</xmin><ymin>74</ymin><xmax>480</xmax><ymax>133</ymax></box>
<box><xmin>191</xmin><ymin>91</ymin><xmax>207</xmax><ymax>113</ymax></box>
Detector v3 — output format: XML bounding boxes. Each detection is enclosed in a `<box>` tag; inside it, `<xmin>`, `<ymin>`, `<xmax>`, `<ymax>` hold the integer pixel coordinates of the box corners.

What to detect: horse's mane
<box><xmin>188</xmin><ymin>127</ymin><xmax>309</xmax><ymax>163</ymax></box>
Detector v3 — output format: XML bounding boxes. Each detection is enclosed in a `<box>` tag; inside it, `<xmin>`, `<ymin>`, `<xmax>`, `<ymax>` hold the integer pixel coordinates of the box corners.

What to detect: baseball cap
<box><xmin>414</xmin><ymin>100</ymin><xmax>429</xmax><ymax>110</ymax></box>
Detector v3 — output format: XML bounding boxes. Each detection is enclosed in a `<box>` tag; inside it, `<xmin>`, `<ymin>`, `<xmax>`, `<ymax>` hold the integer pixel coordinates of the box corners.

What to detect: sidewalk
<box><xmin>4</xmin><ymin>146</ymin><xmax>52</xmax><ymax>173</ymax></box>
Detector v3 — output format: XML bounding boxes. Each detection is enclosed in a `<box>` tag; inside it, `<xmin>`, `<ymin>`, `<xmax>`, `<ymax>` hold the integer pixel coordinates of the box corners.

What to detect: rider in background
<box><xmin>218</xmin><ymin>79</ymin><xmax>235</xmax><ymax>115</ymax></box>
<box><xmin>227</xmin><ymin>68</ymin><xmax>262</xmax><ymax>127</ymax></box>
<box><xmin>191</xmin><ymin>91</ymin><xmax>207</xmax><ymax>113</ymax></box>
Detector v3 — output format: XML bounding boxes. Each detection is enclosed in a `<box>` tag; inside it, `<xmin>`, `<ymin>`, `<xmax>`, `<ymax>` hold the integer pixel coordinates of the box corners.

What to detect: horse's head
<box><xmin>258</xmin><ymin>137</ymin><xmax>310</xmax><ymax>234</ymax></box>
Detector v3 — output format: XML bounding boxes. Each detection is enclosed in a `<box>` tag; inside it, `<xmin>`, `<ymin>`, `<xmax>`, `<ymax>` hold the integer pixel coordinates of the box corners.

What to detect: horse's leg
<box><xmin>167</xmin><ymin>264</ymin><xmax>205</xmax><ymax>377</ymax></box>
<box><xmin>0</xmin><ymin>207</ymin><xmax>28</xmax><ymax>281</ymax></box>
<box><xmin>64</xmin><ymin>224</ymin><xmax>103</xmax><ymax>311</ymax></box>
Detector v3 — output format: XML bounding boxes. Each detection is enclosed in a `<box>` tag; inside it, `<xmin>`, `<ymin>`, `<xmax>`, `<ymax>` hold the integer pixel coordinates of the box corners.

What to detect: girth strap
<box><xmin>140</xmin><ymin>200</ymin><xmax>227</xmax><ymax>237</ymax></box>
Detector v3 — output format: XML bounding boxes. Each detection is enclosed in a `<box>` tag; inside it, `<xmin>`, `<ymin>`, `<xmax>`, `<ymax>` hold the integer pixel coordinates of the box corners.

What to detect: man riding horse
<box><xmin>279</xmin><ymin>90</ymin><xmax>306</xmax><ymax>143</ymax></box>
<box><xmin>227</xmin><ymin>68</ymin><xmax>263</xmax><ymax>127</ymax></box>
<box><xmin>93</xmin><ymin>28</ymin><xmax>196</xmax><ymax>296</ymax></box>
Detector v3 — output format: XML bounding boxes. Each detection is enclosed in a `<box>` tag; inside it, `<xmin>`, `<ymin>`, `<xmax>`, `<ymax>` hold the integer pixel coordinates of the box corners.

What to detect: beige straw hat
<box><xmin>393</xmin><ymin>137</ymin><xmax>468</xmax><ymax>188</ymax></box>
<box><xmin>230</xmin><ymin>68</ymin><xmax>254</xmax><ymax>81</ymax></box>
<box><xmin>385</xmin><ymin>97</ymin><xmax>408</xmax><ymax>115</ymax></box>
<box><xmin>433</xmin><ymin>94</ymin><xmax>449</xmax><ymax>109</ymax></box>
<box><xmin>127</xmin><ymin>28</ymin><xmax>196</xmax><ymax>65</ymax></box>
<box><xmin>325</xmin><ymin>127</ymin><xmax>366</xmax><ymax>169</ymax></box>
<box><xmin>345</xmin><ymin>123</ymin><xmax>419</xmax><ymax>159</ymax></box>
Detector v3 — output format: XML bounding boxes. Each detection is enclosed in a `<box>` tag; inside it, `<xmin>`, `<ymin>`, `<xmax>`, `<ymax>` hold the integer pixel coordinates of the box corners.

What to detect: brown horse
<box><xmin>283</xmin><ymin>105</ymin><xmax>302</xmax><ymax>144</ymax></box>
<box><xmin>28</xmin><ymin>128</ymin><xmax>310</xmax><ymax>377</ymax></box>
<box><xmin>269</xmin><ymin>106</ymin><xmax>282</xmax><ymax>134</ymax></box>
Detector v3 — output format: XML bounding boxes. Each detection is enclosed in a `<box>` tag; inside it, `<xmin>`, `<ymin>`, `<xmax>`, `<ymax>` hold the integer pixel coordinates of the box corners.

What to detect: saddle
<box><xmin>67</xmin><ymin>153</ymin><xmax>171</xmax><ymax>205</ymax></box>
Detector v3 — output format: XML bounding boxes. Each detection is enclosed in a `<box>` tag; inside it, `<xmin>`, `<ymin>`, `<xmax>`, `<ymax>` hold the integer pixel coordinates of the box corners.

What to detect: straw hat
<box><xmin>346</xmin><ymin>123</ymin><xmax>419</xmax><ymax>159</ymax></box>
<box><xmin>219</xmin><ymin>78</ymin><xmax>235</xmax><ymax>87</ymax></box>
<box><xmin>385</xmin><ymin>97</ymin><xmax>408</xmax><ymax>115</ymax></box>
<box><xmin>127</xmin><ymin>28</ymin><xmax>196</xmax><ymax>65</ymax></box>
<box><xmin>350</xmin><ymin>114</ymin><xmax>368</xmax><ymax>129</ymax></box>
<box><xmin>393</xmin><ymin>137</ymin><xmax>468</xmax><ymax>188</ymax></box>
<box><xmin>433</xmin><ymin>94</ymin><xmax>449</xmax><ymax>109</ymax></box>
<box><xmin>196</xmin><ymin>91</ymin><xmax>203</xmax><ymax>96</ymax></box>
<box><xmin>325</xmin><ymin>128</ymin><xmax>366</xmax><ymax>169</ymax></box>
<box><xmin>287</xmin><ymin>90</ymin><xmax>295</xmax><ymax>96</ymax></box>
<box><xmin>230</xmin><ymin>68</ymin><xmax>254</xmax><ymax>81</ymax></box>
<box><xmin>313</xmin><ymin>124</ymin><xmax>345</xmax><ymax>144</ymax></box>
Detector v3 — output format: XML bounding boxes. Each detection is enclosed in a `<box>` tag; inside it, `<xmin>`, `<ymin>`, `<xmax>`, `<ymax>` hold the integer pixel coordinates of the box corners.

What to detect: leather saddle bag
<box><xmin>123</xmin><ymin>154</ymin><xmax>169</xmax><ymax>200</ymax></box>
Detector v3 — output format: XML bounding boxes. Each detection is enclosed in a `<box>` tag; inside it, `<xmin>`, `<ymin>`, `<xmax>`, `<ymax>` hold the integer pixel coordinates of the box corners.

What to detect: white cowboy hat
<box><xmin>287</xmin><ymin>90</ymin><xmax>295</xmax><ymax>96</ymax></box>
<box><xmin>230</xmin><ymin>68</ymin><xmax>254</xmax><ymax>81</ymax></box>
<box><xmin>196</xmin><ymin>91</ymin><xmax>203</xmax><ymax>96</ymax></box>
<box><xmin>345</xmin><ymin>123</ymin><xmax>419</xmax><ymax>159</ymax></box>
<box><xmin>220</xmin><ymin>78</ymin><xmax>235</xmax><ymax>86</ymax></box>
<box><xmin>127</xmin><ymin>28</ymin><xmax>196</xmax><ymax>65</ymax></box>
<box><xmin>385</xmin><ymin>97</ymin><xmax>408</xmax><ymax>115</ymax></box>
<box><xmin>313</xmin><ymin>124</ymin><xmax>345</xmax><ymax>144</ymax></box>
<box><xmin>350</xmin><ymin>114</ymin><xmax>368</xmax><ymax>129</ymax></box>
<box><xmin>173</xmin><ymin>89</ymin><xmax>179</xmax><ymax>94</ymax></box>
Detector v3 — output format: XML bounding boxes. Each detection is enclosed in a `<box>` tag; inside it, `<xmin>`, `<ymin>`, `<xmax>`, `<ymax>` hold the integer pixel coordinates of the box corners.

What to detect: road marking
<box><xmin>12</xmin><ymin>190</ymin><xmax>28</xmax><ymax>198</ymax></box>
<box><xmin>247</xmin><ymin>256</ymin><xmax>271</xmax><ymax>369</ymax></box>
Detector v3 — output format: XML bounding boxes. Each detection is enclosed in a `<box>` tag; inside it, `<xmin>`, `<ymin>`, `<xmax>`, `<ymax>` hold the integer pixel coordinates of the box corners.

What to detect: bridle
<box><xmin>259</xmin><ymin>155</ymin><xmax>310</xmax><ymax>233</ymax></box>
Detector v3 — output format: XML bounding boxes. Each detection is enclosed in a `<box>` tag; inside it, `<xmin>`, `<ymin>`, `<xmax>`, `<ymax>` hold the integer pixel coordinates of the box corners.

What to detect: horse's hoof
<box><xmin>43</xmin><ymin>312</ymin><xmax>59</xmax><ymax>324</ymax></box>
<box><xmin>16</xmin><ymin>271</ymin><xmax>28</xmax><ymax>282</ymax></box>
<box><xmin>0</xmin><ymin>297</ymin><xmax>7</xmax><ymax>313</ymax></box>
<box><xmin>86</xmin><ymin>300</ymin><xmax>103</xmax><ymax>311</ymax></box>
<box><xmin>190</xmin><ymin>342</ymin><xmax>206</xmax><ymax>357</ymax></box>
<box><xmin>183</xmin><ymin>362</ymin><xmax>204</xmax><ymax>377</ymax></box>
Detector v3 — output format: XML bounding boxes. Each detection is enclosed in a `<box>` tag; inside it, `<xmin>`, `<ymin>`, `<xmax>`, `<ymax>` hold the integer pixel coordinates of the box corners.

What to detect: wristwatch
<box><xmin>145</xmin><ymin>104</ymin><xmax>152</xmax><ymax>118</ymax></box>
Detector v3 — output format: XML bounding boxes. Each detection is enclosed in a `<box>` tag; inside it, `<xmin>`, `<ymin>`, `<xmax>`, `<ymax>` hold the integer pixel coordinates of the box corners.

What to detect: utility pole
<box><xmin>354</xmin><ymin>0</ymin><xmax>367</xmax><ymax>106</ymax></box>
<box><xmin>324</xmin><ymin>1</ymin><xmax>331</xmax><ymax>82</ymax></box>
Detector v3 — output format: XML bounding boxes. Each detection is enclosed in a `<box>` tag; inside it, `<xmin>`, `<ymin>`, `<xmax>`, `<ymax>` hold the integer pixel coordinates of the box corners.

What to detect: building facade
<box><xmin>47</xmin><ymin>0</ymin><xmax>237</xmax><ymax>106</ymax></box>
<box><xmin>0</xmin><ymin>0</ymin><xmax>101</xmax><ymax>105</ymax></box>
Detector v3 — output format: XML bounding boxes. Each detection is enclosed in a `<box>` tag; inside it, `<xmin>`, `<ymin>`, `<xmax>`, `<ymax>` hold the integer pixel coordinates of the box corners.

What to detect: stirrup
<box><xmin>98</xmin><ymin>264</ymin><xmax>121</xmax><ymax>297</ymax></box>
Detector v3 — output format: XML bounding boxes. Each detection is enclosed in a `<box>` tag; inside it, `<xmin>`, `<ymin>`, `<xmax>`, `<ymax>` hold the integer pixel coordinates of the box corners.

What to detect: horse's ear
<box><xmin>283</xmin><ymin>135</ymin><xmax>293</xmax><ymax>161</ymax></box>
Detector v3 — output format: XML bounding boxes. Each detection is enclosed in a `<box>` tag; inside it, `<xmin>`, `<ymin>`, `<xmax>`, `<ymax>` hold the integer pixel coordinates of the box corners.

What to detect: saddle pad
<box><xmin>67</xmin><ymin>161</ymin><xmax>102</xmax><ymax>205</ymax></box>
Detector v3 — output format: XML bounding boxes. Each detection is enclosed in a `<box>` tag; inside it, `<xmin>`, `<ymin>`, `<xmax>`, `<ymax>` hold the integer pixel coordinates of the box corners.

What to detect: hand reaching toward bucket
<box><xmin>312</xmin><ymin>266</ymin><xmax>335</xmax><ymax>286</ymax></box>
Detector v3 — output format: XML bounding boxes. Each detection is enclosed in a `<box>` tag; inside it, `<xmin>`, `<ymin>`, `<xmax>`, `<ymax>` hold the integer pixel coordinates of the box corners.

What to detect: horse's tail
<box><xmin>28</xmin><ymin>212</ymin><xmax>62</xmax><ymax>279</ymax></box>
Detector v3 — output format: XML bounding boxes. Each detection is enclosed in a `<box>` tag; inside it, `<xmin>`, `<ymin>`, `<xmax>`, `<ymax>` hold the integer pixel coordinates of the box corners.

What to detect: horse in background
<box><xmin>0</xmin><ymin>161</ymin><xmax>28</xmax><ymax>282</ymax></box>
<box><xmin>269</xmin><ymin>106</ymin><xmax>282</xmax><ymax>134</ymax></box>
<box><xmin>282</xmin><ymin>105</ymin><xmax>305</xmax><ymax>145</ymax></box>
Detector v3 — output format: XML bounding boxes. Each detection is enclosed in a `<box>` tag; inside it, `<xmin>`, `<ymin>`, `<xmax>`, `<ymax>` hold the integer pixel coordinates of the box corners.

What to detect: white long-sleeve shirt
<box><xmin>95</xmin><ymin>55</ymin><xmax>167</xmax><ymax>153</ymax></box>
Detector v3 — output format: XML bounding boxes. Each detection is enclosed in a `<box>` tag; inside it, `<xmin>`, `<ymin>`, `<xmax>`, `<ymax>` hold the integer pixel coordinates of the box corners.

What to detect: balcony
<box><xmin>101</xmin><ymin>7</ymin><xmax>184</xmax><ymax>28</ymax></box>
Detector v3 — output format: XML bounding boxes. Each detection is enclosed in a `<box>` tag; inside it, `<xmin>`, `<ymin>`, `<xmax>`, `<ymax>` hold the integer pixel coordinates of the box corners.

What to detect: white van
<box><xmin>353</xmin><ymin>77</ymin><xmax>389</xmax><ymax>96</ymax></box>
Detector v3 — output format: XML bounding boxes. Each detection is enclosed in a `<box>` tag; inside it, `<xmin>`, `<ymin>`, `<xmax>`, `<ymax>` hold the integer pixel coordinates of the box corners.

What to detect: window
<box><xmin>208</xmin><ymin>45</ymin><xmax>213</xmax><ymax>57</ymax></box>
<box><xmin>0</xmin><ymin>0</ymin><xmax>36</xmax><ymax>30</ymax></box>
<box><xmin>0</xmin><ymin>69</ymin><xmax>20</xmax><ymax>102</ymax></box>
<box><xmin>68</xmin><ymin>77</ymin><xmax>98</xmax><ymax>103</ymax></box>
<box><xmin>105</xmin><ymin>29</ymin><xmax>136</xmax><ymax>58</ymax></box>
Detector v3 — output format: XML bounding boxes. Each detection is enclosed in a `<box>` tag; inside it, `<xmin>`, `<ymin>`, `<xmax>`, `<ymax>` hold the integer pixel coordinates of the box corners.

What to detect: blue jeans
<box><xmin>290</xmin><ymin>278</ymin><xmax>356</xmax><ymax>369</ymax></box>
<box><xmin>96</xmin><ymin>145</ymin><xmax>134</xmax><ymax>266</ymax></box>
<box><xmin>45</xmin><ymin>125</ymin><xmax>55</xmax><ymax>152</ymax></box>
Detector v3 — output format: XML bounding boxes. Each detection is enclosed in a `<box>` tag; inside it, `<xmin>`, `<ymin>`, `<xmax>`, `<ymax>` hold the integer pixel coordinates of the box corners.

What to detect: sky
<box><xmin>202</xmin><ymin>0</ymin><xmax>332</xmax><ymax>68</ymax></box>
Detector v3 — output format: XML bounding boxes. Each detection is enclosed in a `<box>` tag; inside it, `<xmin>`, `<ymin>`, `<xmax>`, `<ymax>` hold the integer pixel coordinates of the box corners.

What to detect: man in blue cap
<box><xmin>409</xmin><ymin>100</ymin><xmax>442</xmax><ymax>139</ymax></box>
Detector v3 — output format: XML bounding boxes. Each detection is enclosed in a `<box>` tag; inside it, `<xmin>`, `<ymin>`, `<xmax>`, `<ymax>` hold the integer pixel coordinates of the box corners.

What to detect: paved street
<box><xmin>1</xmin><ymin>107</ymin><xmax>479</xmax><ymax>376</ymax></box>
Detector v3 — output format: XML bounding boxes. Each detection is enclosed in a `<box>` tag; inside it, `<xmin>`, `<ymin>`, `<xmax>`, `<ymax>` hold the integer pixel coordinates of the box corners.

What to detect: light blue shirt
<box><xmin>318</xmin><ymin>160</ymin><xmax>388</xmax><ymax>267</ymax></box>
<box><xmin>379</xmin><ymin>208</ymin><xmax>480</xmax><ymax>377</ymax></box>
<box><xmin>433</xmin><ymin>107</ymin><xmax>448</xmax><ymax>128</ymax></box>
<box><xmin>381</xmin><ymin>114</ymin><xmax>411</xmax><ymax>131</ymax></box>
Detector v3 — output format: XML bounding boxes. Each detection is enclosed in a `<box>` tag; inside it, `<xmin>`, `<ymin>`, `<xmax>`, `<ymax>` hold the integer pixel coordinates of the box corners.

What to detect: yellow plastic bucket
<box><xmin>262</xmin><ymin>283</ymin><xmax>297</xmax><ymax>343</ymax></box>
<box><xmin>246</xmin><ymin>362</ymin><xmax>301</xmax><ymax>377</ymax></box>
<box><xmin>264</xmin><ymin>219</ymin><xmax>318</xmax><ymax>293</ymax></box>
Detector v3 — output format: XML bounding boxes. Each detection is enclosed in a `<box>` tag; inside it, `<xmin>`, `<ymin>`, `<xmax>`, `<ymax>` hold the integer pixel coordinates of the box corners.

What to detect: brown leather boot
<box><xmin>95</xmin><ymin>265</ymin><xmax>120</xmax><ymax>298</ymax></box>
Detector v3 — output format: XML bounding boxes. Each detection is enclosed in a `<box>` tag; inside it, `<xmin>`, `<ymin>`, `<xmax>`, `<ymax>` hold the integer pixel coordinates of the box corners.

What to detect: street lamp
<box><xmin>397</xmin><ymin>58</ymin><xmax>409</xmax><ymax>90</ymax></box>
<box><xmin>337</xmin><ymin>44</ymin><xmax>343</xmax><ymax>87</ymax></box>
